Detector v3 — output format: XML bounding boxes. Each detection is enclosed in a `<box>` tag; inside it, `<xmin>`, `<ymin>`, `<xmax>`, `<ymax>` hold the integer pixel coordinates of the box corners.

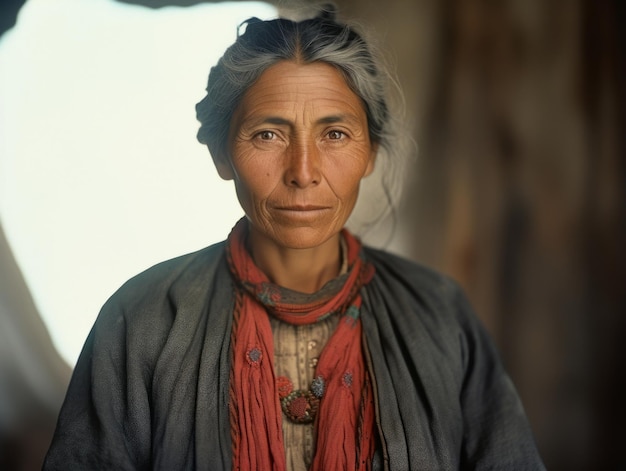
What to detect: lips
<box><xmin>275</xmin><ymin>205</ymin><xmax>330</xmax><ymax>211</ymax></box>
<box><xmin>270</xmin><ymin>205</ymin><xmax>333</xmax><ymax>223</ymax></box>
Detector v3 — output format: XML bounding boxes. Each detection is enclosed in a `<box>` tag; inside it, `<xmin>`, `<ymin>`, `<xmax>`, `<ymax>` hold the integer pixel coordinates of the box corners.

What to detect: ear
<box><xmin>209</xmin><ymin>146</ymin><xmax>235</xmax><ymax>180</ymax></box>
<box><xmin>364</xmin><ymin>143</ymin><xmax>379</xmax><ymax>177</ymax></box>
<box><xmin>215</xmin><ymin>159</ymin><xmax>235</xmax><ymax>180</ymax></box>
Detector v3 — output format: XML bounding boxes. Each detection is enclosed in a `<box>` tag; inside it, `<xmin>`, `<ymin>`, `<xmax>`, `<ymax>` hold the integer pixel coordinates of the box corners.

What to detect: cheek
<box><xmin>232</xmin><ymin>164</ymin><xmax>276</xmax><ymax>208</ymax></box>
<box><xmin>230</xmin><ymin>147</ymin><xmax>273</xmax><ymax>196</ymax></box>
<box><xmin>326</xmin><ymin>150</ymin><xmax>373</xmax><ymax>198</ymax></box>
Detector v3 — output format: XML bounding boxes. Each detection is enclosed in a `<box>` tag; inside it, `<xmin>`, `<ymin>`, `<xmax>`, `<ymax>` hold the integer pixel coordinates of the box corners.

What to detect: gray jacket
<box><xmin>44</xmin><ymin>242</ymin><xmax>545</xmax><ymax>470</ymax></box>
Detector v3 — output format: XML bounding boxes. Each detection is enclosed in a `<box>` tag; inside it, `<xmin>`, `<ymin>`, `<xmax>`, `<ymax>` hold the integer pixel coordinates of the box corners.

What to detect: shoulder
<box><xmin>363</xmin><ymin>246</ymin><xmax>464</xmax><ymax>309</ymax></box>
<box><xmin>82</xmin><ymin>241</ymin><xmax>230</xmax><ymax>365</ymax></box>
<box><xmin>361</xmin><ymin>245</ymin><xmax>481</xmax><ymax>345</ymax></box>
<box><xmin>94</xmin><ymin>241</ymin><xmax>229</xmax><ymax>335</ymax></box>
<box><xmin>109</xmin><ymin>241</ymin><xmax>227</xmax><ymax>307</ymax></box>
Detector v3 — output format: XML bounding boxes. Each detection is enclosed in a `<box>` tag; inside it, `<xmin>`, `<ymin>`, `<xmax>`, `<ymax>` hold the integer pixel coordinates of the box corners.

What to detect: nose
<box><xmin>284</xmin><ymin>138</ymin><xmax>321</xmax><ymax>188</ymax></box>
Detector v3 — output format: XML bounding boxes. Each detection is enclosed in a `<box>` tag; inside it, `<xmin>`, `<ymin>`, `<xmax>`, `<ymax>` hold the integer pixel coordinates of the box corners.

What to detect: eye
<box><xmin>255</xmin><ymin>130</ymin><xmax>276</xmax><ymax>141</ymax></box>
<box><xmin>327</xmin><ymin>130</ymin><xmax>346</xmax><ymax>140</ymax></box>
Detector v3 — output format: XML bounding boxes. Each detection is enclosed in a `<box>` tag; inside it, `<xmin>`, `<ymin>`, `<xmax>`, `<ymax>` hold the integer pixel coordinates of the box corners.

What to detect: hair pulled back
<box><xmin>195</xmin><ymin>6</ymin><xmax>391</xmax><ymax>161</ymax></box>
<box><xmin>196</xmin><ymin>6</ymin><xmax>409</xmax><ymax>242</ymax></box>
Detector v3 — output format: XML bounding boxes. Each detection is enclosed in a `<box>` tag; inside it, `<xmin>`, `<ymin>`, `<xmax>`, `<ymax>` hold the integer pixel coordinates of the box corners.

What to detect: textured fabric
<box><xmin>225</xmin><ymin>219</ymin><xmax>376</xmax><ymax>471</ymax></box>
<box><xmin>271</xmin><ymin>236</ymin><xmax>348</xmax><ymax>471</ymax></box>
<box><xmin>44</xmin><ymin>240</ymin><xmax>546</xmax><ymax>470</ymax></box>
<box><xmin>271</xmin><ymin>314</ymin><xmax>341</xmax><ymax>470</ymax></box>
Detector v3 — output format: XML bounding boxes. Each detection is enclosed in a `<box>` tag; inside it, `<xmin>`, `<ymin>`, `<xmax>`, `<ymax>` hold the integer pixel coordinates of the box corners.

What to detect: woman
<box><xmin>44</xmin><ymin>8</ymin><xmax>544</xmax><ymax>471</ymax></box>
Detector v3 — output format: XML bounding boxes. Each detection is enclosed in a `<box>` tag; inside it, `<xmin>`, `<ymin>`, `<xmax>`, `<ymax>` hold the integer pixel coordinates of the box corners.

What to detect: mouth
<box><xmin>275</xmin><ymin>205</ymin><xmax>330</xmax><ymax>211</ymax></box>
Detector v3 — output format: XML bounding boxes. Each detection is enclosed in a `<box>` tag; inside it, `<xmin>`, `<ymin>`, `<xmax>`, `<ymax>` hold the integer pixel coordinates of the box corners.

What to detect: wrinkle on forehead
<box><xmin>231</xmin><ymin>61</ymin><xmax>368</xmax><ymax>134</ymax></box>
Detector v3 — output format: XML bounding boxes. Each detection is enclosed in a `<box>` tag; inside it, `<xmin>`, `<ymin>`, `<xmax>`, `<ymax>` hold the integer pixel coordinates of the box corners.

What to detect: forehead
<box><xmin>233</xmin><ymin>61</ymin><xmax>367</xmax><ymax>121</ymax></box>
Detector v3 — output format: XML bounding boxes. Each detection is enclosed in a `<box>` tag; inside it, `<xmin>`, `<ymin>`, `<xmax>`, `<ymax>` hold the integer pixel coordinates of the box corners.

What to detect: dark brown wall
<box><xmin>331</xmin><ymin>0</ymin><xmax>625</xmax><ymax>469</ymax></box>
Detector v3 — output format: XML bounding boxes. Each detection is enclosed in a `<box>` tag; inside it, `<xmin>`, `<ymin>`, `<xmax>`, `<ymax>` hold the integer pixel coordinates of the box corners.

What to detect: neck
<box><xmin>248</xmin><ymin>229</ymin><xmax>342</xmax><ymax>294</ymax></box>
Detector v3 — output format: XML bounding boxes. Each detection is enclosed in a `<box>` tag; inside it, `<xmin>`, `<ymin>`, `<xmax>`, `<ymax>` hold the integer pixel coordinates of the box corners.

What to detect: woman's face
<box><xmin>218</xmin><ymin>60</ymin><xmax>376</xmax><ymax>250</ymax></box>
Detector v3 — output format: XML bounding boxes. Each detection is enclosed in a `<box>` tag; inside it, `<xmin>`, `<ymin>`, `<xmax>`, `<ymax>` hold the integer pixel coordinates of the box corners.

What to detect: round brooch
<box><xmin>280</xmin><ymin>389</ymin><xmax>320</xmax><ymax>424</ymax></box>
<box><xmin>276</xmin><ymin>375</ymin><xmax>325</xmax><ymax>424</ymax></box>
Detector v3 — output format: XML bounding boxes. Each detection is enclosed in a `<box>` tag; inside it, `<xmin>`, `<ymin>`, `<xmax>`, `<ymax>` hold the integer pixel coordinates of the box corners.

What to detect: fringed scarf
<box><xmin>226</xmin><ymin>218</ymin><xmax>376</xmax><ymax>471</ymax></box>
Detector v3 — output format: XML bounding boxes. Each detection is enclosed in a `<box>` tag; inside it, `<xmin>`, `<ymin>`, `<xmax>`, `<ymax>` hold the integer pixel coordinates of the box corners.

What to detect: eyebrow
<box><xmin>244</xmin><ymin>114</ymin><xmax>362</xmax><ymax>128</ymax></box>
<box><xmin>317</xmin><ymin>115</ymin><xmax>359</xmax><ymax>125</ymax></box>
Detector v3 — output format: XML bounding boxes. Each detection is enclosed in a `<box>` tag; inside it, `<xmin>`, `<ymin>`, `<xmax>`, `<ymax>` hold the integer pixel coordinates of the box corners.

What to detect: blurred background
<box><xmin>1</xmin><ymin>0</ymin><xmax>624</xmax><ymax>469</ymax></box>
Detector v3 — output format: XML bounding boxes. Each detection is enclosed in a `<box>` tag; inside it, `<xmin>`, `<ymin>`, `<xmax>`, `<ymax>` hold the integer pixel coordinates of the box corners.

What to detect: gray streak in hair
<box><xmin>195</xmin><ymin>7</ymin><xmax>410</xmax><ymax>240</ymax></box>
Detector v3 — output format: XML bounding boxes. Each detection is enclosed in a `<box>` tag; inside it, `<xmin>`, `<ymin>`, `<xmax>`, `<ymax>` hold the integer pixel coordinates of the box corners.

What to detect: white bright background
<box><xmin>0</xmin><ymin>0</ymin><xmax>277</xmax><ymax>366</ymax></box>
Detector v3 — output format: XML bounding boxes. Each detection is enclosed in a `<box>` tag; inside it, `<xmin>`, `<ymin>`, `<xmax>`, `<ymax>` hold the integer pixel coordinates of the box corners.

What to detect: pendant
<box><xmin>277</xmin><ymin>375</ymin><xmax>325</xmax><ymax>424</ymax></box>
<box><xmin>281</xmin><ymin>389</ymin><xmax>320</xmax><ymax>423</ymax></box>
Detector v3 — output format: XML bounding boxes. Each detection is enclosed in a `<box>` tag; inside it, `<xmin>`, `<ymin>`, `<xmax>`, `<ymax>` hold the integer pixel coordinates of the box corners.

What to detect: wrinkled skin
<box><xmin>215</xmin><ymin>60</ymin><xmax>377</xmax><ymax>291</ymax></box>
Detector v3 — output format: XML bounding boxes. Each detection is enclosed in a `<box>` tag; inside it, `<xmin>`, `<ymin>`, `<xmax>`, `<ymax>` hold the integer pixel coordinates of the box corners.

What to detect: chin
<box><xmin>263</xmin><ymin>225</ymin><xmax>340</xmax><ymax>251</ymax></box>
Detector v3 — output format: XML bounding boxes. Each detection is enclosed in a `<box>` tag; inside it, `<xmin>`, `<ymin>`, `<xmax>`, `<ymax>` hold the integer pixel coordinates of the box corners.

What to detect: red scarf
<box><xmin>226</xmin><ymin>218</ymin><xmax>376</xmax><ymax>471</ymax></box>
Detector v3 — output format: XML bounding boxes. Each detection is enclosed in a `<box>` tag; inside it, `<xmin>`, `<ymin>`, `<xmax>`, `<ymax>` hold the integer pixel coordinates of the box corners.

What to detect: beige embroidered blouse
<box><xmin>270</xmin><ymin>315</ymin><xmax>340</xmax><ymax>470</ymax></box>
<box><xmin>270</xmin><ymin>240</ymin><xmax>348</xmax><ymax>470</ymax></box>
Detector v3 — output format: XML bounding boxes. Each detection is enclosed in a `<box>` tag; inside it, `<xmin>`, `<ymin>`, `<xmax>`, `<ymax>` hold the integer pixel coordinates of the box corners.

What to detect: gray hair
<box><xmin>196</xmin><ymin>7</ymin><xmax>408</xmax><ymax>239</ymax></box>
